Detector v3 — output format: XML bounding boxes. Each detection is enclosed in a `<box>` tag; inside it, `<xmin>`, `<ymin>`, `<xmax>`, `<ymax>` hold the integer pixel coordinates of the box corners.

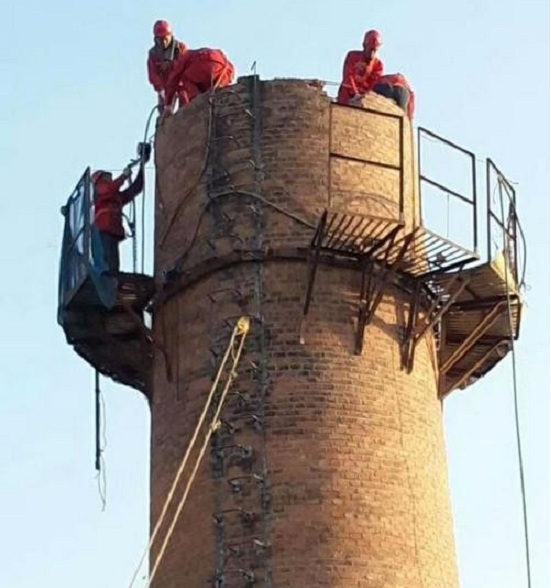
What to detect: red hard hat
<box><xmin>91</xmin><ymin>170</ymin><xmax>108</xmax><ymax>184</ymax></box>
<box><xmin>153</xmin><ymin>19</ymin><xmax>172</xmax><ymax>38</ymax></box>
<box><xmin>363</xmin><ymin>29</ymin><xmax>382</xmax><ymax>49</ymax></box>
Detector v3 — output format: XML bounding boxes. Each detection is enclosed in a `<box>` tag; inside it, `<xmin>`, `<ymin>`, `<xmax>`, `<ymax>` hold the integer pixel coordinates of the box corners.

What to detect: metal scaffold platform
<box><xmin>57</xmin><ymin>169</ymin><xmax>155</xmax><ymax>397</ymax></box>
<box><xmin>61</xmin><ymin>272</ymin><xmax>155</xmax><ymax>394</ymax></box>
<box><xmin>300</xmin><ymin>126</ymin><xmax>524</xmax><ymax>399</ymax></box>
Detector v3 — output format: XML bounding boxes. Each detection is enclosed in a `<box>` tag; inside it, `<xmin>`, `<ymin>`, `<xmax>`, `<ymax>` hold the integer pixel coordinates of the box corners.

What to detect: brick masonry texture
<box><xmin>151</xmin><ymin>78</ymin><xmax>459</xmax><ymax>588</ymax></box>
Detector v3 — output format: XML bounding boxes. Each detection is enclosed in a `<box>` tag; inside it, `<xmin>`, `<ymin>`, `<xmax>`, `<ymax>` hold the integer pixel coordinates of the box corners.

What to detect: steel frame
<box><xmin>439</xmin><ymin>339</ymin><xmax>510</xmax><ymax>398</ymax></box>
<box><xmin>354</xmin><ymin>230</ymin><xmax>412</xmax><ymax>354</ymax></box>
<box><xmin>299</xmin><ymin>210</ymin><xmax>405</xmax><ymax>348</ymax></box>
<box><xmin>439</xmin><ymin>300</ymin><xmax>507</xmax><ymax>377</ymax></box>
<box><xmin>401</xmin><ymin>274</ymin><xmax>470</xmax><ymax>372</ymax></box>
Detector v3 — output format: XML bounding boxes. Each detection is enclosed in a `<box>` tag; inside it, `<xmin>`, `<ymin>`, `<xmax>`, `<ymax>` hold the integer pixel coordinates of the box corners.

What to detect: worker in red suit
<box><xmin>337</xmin><ymin>29</ymin><xmax>384</xmax><ymax>105</ymax></box>
<box><xmin>372</xmin><ymin>73</ymin><xmax>416</xmax><ymax>119</ymax></box>
<box><xmin>91</xmin><ymin>165</ymin><xmax>145</xmax><ymax>275</ymax></box>
<box><xmin>147</xmin><ymin>20</ymin><xmax>188</xmax><ymax>111</ymax></box>
<box><xmin>164</xmin><ymin>48</ymin><xmax>235</xmax><ymax>112</ymax></box>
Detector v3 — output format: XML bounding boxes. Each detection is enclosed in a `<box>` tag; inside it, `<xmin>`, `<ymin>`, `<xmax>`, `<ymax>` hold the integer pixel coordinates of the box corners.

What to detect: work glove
<box><xmin>157</xmin><ymin>91</ymin><xmax>165</xmax><ymax>113</ymax></box>
<box><xmin>162</xmin><ymin>103</ymin><xmax>174</xmax><ymax>118</ymax></box>
<box><xmin>122</xmin><ymin>165</ymin><xmax>132</xmax><ymax>179</ymax></box>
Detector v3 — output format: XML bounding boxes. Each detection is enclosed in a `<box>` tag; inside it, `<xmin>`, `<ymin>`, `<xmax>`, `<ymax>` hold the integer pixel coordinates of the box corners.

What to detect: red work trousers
<box><xmin>177</xmin><ymin>51</ymin><xmax>234</xmax><ymax>105</ymax></box>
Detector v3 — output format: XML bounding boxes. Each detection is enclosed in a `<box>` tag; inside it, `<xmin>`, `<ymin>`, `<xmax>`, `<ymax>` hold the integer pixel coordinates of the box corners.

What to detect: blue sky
<box><xmin>0</xmin><ymin>1</ymin><xmax>548</xmax><ymax>587</ymax></box>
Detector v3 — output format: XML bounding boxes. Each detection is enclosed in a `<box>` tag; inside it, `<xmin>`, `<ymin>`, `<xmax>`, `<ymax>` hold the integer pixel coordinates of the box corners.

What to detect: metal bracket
<box><xmin>120</xmin><ymin>299</ymin><xmax>172</xmax><ymax>381</ymax></box>
<box><xmin>299</xmin><ymin>211</ymin><xmax>327</xmax><ymax>344</ymax></box>
<box><xmin>207</xmin><ymin>287</ymin><xmax>247</xmax><ymax>305</ymax></box>
<box><xmin>214</xmin><ymin>444</ymin><xmax>255</xmax><ymax>469</ymax></box>
<box><xmin>354</xmin><ymin>227</ymin><xmax>411</xmax><ymax>355</ymax></box>
<box><xmin>213</xmin><ymin>508</ymin><xmax>257</xmax><ymax>527</ymax></box>
<box><xmin>438</xmin><ymin>300</ymin><xmax>508</xmax><ymax>385</ymax></box>
<box><xmin>300</xmin><ymin>210</ymin><xmax>406</xmax><ymax>348</ymax></box>
<box><xmin>219</xmin><ymin>413</ymin><xmax>263</xmax><ymax>435</ymax></box>
<box><xmin>401</xmin><ymin>274</ymin><xmax>470</xmax><ymax>372</ymax></box>
<box><xmin>439</xmin><ymin>338</ymin><xmax>510</xmax><ymax>398</ymax></box>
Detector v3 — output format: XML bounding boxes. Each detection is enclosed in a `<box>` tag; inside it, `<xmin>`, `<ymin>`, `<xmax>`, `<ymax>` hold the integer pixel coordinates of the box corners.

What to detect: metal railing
<box><xmin>58</xmin><ymin>168</ymin><xmax>93</xmax><ymax>314</ymax></box>
<box><xmin>486</xmin><ymin>158</ymin><xmax>522</xmax><ymax>285</ymax></box>
<box><xmin>58</xmin><ymin>167</ymin><xmax>123</xmax><ymax>318</ymax></box>
<box><xmin>417</xmin><ymin>127</ymin><xmax>478</xmax><ymax>255</ymax></box>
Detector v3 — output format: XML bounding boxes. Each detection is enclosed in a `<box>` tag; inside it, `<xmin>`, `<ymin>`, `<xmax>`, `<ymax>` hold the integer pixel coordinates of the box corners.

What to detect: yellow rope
<box><xmin>128</xmin><ymin>316</ymin><xmax>250</xmax><ymax>588</ymax></box>
<box><xmin>145</xmin><ymin>316</ymin><xmax>250</xmax><ymax>586</ymax></box>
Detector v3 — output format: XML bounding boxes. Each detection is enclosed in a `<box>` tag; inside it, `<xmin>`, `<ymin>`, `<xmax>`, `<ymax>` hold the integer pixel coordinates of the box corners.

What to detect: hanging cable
<box><xmin>96</xmin><ymin>454</ymin><xmax>107</xmax><ymax>512</ymax></box>
<box><xmin>129</xmin><ymin>196</ymin><xmax>137</xmax><ymax>273</ymax></box>
<box><xmin>498</xmin><ymin>178</ymin><xmax>532</xmax><ymax>588</ymax></box>
<box><xmin>94</xmin><ymin>371</ymin><xmax>107</xmax><ymax>511</ymax></box>
<box><xmin>140</xmin><ymin>106</ymin><xmax>158</xmax><ymax>274</ymax></box>
<box><xmin>127</xmin><ymin>316</ymin><xmax>251</xmax><ymax>588</ymax></box>
<box><xmin>95</xmin><ymin>370</ymin><xmax>101</xmax><ymax>472</ymax></box>
<box><xmin>446</xmin><ymin>193</ymin><xmax>450</xmax><ymax>238</ymax></box>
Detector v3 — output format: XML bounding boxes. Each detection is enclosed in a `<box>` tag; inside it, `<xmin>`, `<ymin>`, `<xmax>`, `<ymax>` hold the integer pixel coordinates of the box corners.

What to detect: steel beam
<box><xmin>440</xmin><ymin>301</ymin><xmax>507</xmax><ymax>375</ymax></box>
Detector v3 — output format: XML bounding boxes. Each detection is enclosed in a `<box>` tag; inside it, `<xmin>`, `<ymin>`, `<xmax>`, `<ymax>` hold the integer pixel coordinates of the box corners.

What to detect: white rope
<box><xmin>127</xmin><ymin>316</ymin><xmax>250</xmax><ymax>588</ymax></box>
<box><xmin>145</xmin><ymin>316</ymin><xmax>250</xmax><ymax>586</ymax></box>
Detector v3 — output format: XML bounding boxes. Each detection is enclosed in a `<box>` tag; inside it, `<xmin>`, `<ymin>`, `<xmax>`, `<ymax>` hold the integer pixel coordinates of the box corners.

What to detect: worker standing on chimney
<box><xmin>337</xmin><ymin>29</ymin><xmax>384</xmax><ymax>105</ymax></box>
<box><xmin>147</xmin><ymin>20</ymin><xmax>188</xmax><ymax>112</ymax></box>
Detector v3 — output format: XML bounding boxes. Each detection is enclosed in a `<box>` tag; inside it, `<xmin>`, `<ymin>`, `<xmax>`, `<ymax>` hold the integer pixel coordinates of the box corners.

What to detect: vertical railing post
<box><xmin>470</xmin><ymin>152</ymin><xmax>478</xmax><ymax>254</ymax></box>
<box><xmin>84</xmin><ymin>167</ymin><xmax>92</xmax><ymax>271</ymax></box>
<box><xmin>398</xmin><ymin>115</ymin><xmax>404</xmax><ymax>222</ymax></box>
<box><xmin>486</xmin><ymin>158</ymin><xmax>492</xmax><ymax>263</ymax></box>
<box><xmin>417</xmin><ymin>126</ymin><xmax>423</xmax><ymax>227</ymax></box>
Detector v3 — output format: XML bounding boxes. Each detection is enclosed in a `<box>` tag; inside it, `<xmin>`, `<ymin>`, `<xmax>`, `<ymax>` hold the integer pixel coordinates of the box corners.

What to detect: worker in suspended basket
<box><xmin>337</xmin><ymin>29</ymin><xmax>384</xmax><ymax>105</ymax></box>
<box><xmin>147</xmin><ymin>19</ymin><xmax>188</xmax><ymax>112</ymax></box>
<box><xmin>371</xmin><ymin>73</ymin><xmax>416</xmax><ymax>119</ymax></box>
<box><xmin>91</xmin><ymin>164</ymin><xmax>145</xmax><ymax>276</ymax></box>
<box><xmin>164</xmin><ymin>48</ymin><xmax>235</xmax><ymax>113</ymax></box>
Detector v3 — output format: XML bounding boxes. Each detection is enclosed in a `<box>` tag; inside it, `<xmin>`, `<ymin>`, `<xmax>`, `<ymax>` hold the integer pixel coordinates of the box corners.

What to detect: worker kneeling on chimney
<box><xmin>164</xmin><ymin>48</ymin><xmax>235</xmax><ymax>113</ymax></box>
<box><xmin>372</xmin><ymin>73</ymin><xmax>416</xmax><ymax>119</ymax></box>
<box><xmin>147</xmin><ymin>19</ymin><xmax>188</xmax><ymax>112</ymax></box>
<box><xmin>91</xmin><ymin>164</ymin><xmax>145</xmax><ymax>276</ymax></box>
<box><xmin>337</xmin><ymin>29</ymin><xmax>384</xmax><ymax>105</ymax></box>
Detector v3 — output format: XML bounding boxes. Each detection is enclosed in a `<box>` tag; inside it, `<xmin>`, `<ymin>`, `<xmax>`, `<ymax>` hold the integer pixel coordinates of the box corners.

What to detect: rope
<box><xmin>96</xmin><ymin>454</ymin><xmax>107</xmax><ymax>512</ymax></box>
<box><xmin>144</xmin><ymin>316</ymin><xmax>250</xmax><ymax>587</ymax></box>
<box><xmin>498</xmin><ymin>179</ymin><xmax>532</xmax><ymax>588</ymax></box>
<box><xmin>94</xmin><ymin>371</ymin><xmax>107</xmax><ymax>511</ymax></box>
<box><xmin>127</xmin><ymin>316</ymin><xmax>251</xmax><ymax>588</ymax></box>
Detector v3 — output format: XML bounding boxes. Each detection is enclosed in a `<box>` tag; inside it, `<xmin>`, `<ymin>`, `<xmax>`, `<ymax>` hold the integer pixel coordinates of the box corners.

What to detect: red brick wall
<box><xmin>151</xmin><ymin>78</ymin><xmax>458</xmax><ymax>587</ymax></box>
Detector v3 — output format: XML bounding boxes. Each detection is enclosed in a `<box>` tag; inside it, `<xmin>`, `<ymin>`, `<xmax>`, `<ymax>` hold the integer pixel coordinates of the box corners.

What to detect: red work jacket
<box><xmin>147</xmin><ymin>39</ymin><xmax>188</xmax><ymax>92</ymax></box>
<box><xmin>375</xmin><ymin>73</ymin><xmax>416</xmax><ymax>119</ymax></box>
<box><xmin>94</xmin><ymin>169</ymin><xmax>144</xmax><ymax>239</ymax></box>
<box><xmin>337</xmin><ymin>50</ymin><xmax>384</xmax><ymax>104</ymax></box>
